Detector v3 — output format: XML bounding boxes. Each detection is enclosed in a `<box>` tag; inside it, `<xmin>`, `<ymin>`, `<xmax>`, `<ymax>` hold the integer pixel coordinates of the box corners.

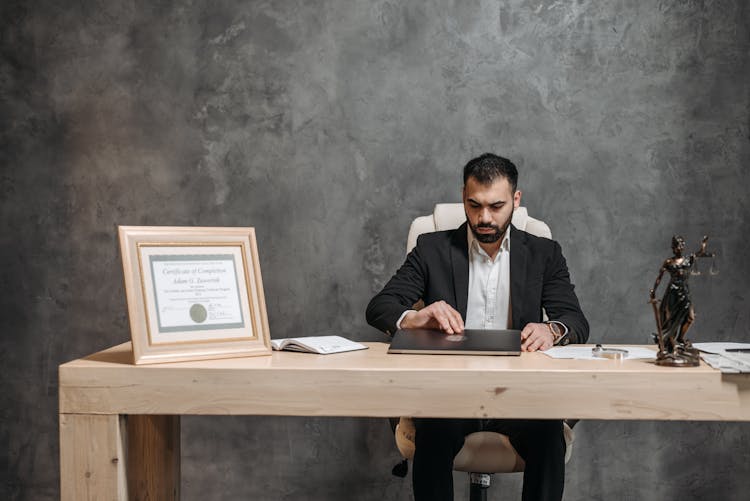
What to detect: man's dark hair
<box><xmin>462</xmin><ymin>153</ymin><xmax>518</xmax><ymax>192</ymax></box>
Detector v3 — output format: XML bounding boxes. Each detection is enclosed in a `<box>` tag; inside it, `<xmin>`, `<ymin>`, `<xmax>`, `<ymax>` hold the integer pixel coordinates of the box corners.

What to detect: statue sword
<box><xmin>649</xmin><ymin>295</ymin><xmax>665</xmax><ymax>354</ymax></box>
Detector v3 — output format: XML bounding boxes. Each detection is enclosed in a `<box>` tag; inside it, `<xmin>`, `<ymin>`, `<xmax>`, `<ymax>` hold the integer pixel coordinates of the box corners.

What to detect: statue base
<box><xmin>655</xmin><ymin>355</ymin><xmax>700</xmax><ymax>367</ymax></box>
<box><xmin>655</xmin><ymin>342</ymin><xmax>700</xmax><ymax>367</ymax></box>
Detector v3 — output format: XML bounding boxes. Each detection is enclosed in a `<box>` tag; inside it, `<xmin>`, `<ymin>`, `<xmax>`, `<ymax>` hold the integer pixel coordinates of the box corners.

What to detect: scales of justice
<box><xmin>648</xmin><ymin>235</ymin><xmax>718</xmax><ymax>367</ymax></box>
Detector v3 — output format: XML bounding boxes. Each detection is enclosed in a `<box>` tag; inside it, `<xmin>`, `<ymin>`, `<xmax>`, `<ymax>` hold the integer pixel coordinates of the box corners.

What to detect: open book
<box><xmin>270</xmin><ymin>336</ymin><xmax>368</xmax><ymax>355</ymax></box>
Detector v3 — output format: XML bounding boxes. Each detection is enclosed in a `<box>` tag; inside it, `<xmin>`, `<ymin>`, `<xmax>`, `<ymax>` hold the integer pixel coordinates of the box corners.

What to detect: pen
<box><xmin>725</xmin><ymin>348</ymin><xmax>750</xmax><ymax>353</ymax></box>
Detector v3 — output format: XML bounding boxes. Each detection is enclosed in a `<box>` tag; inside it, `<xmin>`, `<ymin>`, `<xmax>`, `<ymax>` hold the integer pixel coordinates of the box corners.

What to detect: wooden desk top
<box><xmin>59</xmin><ymin>342</ymin><xmax>750</xmax><ymax>421</ymax></box>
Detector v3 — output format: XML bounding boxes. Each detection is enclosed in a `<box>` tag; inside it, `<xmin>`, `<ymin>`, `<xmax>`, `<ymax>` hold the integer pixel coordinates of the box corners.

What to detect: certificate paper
<box><xmin>138</xmin><ymin>245</ymin><xmax>254</xmax><ymax>345</ymax></box>
<box><xmin>149</xmin><ymin>254</ymin><xmax>245</xmax><ymax>332</ymax></box>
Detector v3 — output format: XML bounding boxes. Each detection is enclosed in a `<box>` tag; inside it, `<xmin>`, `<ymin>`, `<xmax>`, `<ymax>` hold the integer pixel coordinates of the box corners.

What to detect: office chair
<box><xmin>392</xmin><ymin>203</ymin><xmax>575</xmax><ymax>501</ymax></box>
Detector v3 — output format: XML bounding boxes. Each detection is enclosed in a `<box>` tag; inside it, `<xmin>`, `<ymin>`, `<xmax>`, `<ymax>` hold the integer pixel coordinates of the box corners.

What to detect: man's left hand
<box><xmin>520</xmin><ymin>323</ymin><xmax>554</xmax><ymax>352</ymax></box>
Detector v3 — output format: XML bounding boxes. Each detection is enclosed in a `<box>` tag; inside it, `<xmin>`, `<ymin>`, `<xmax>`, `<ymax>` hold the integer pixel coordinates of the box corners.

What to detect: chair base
<box><xmin>469</xmin><ymin>473</ymin><xmax>491</xmax><ymax>501</ymax></box>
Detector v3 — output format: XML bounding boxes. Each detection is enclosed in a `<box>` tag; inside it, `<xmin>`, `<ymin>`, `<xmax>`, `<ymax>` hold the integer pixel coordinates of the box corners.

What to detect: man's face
<box><xmin>463</xmin><ymin>176</ymin><xmax>521</xmax><ymax>244</ymax></box>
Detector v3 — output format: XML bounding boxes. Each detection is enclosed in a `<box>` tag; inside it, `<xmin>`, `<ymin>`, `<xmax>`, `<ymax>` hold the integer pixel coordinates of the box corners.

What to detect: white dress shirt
<box><xmin>465</xmin><ymin>225</ymin><xmax>511</xmax><ymax>329</ymax></box>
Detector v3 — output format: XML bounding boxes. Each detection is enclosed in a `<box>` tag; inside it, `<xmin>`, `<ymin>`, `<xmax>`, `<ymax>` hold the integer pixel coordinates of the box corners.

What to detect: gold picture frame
<box><xmin>118</xmin><ymin>226</ymin><xmax>272</xmax><ymax>364</ymax></box>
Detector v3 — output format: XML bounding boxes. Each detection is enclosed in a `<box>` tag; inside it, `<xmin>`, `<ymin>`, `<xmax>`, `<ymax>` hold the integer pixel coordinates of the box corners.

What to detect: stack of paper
<box><xmin>693</xmin><ymin>342</ymin><xmax>750</xmax><ymax>373</ymax></box>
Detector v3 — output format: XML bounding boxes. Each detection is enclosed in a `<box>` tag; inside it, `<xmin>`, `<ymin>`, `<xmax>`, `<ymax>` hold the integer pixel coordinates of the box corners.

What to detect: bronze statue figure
<box><xmin>649</xmin><ymin>235</ymin><xmax>715</xmax><ymax>367</ymax></box>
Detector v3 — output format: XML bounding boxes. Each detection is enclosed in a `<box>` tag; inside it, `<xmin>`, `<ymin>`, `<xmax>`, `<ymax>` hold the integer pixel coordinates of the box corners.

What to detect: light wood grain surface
<box><xmin>59</xmin><ymin>414</ymin><xmax>127</xmax><ymax>500</ymax></box>
<box><xmin>59</xmin><ymin>342</ymin><xmax>750</xmax><ymax>420</ymax></box>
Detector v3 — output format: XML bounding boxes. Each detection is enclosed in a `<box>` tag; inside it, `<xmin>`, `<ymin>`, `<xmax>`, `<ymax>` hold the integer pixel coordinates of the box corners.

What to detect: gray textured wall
<box><xmin>2</xmin><ymin>0</ymin><xmax>749</xmax><ymax>499</ymax></box>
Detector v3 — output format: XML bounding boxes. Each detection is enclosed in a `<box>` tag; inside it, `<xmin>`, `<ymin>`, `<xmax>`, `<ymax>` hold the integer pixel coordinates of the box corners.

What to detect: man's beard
<box><xmin>468</xmin><ymin>212</ymin><xmax>513</xmax><ymax>244</ymax></box>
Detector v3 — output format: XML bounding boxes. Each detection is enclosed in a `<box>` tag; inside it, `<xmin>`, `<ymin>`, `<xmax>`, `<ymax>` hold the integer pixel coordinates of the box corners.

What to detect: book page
<box><xmin>271</xmin><ymin>336</ymin><xmax>367</xmax><ymax>354</ymax></box>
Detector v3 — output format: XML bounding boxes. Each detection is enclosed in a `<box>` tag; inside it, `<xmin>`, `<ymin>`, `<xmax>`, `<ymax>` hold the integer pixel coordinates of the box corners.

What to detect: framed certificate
<box><xmin>118</xmin><ymin>226</ymin><xmax>272</xmax><ymax>364</ymax></box>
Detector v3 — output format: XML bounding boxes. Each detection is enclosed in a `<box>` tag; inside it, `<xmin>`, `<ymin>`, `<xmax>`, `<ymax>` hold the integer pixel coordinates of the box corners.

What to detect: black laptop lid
<box><xmin>388</xmin><ymin>328</ymin><xmax>522</xmax><ymax>356</ymax></box>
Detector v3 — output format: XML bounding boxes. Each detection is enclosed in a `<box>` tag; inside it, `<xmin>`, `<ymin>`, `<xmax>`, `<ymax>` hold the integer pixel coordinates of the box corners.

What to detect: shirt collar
<box><xmin>467</xmin><ymin>224</ymin><xmax>511</xmax><ymax>260</ymax></box>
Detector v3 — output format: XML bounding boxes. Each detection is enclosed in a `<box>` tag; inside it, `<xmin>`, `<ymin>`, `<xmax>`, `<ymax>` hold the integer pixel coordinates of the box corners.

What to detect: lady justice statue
<box><xmin>649</xmin><ymin>235</ymin><xmax>716</xmax><ymax>367</ymax></box>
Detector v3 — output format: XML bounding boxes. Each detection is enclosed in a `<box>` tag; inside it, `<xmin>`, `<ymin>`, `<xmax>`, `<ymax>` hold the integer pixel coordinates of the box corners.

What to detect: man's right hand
<box><xmin>400</xmin><ymin>301</ymin><xmax>465</xmax><ymax>334</ymax></box>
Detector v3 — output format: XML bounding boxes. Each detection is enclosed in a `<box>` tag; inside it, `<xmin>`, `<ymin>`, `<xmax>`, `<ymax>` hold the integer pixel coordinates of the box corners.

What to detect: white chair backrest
<box><xmin>406</xmin><ymin>204</ymin><xmax>551</xmax><ymax>254</ymax></box>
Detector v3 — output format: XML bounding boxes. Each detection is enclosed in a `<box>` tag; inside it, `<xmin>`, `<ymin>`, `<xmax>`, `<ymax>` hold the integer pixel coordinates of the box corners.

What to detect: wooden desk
<box><xmin>59</xmin><ymin>342</ymin><xmax>750</xmax><ymax>500</ymax></box>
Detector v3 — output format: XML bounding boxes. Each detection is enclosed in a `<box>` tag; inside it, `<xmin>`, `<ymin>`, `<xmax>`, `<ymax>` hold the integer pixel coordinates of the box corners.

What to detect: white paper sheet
<box><xmin>692</xmin><ymin>342</ymin><xmax>750</xmax><ymax>354</ymax></box>
<box><xmin>542</xmin><ymin>346</ymin><xmax>657</xmax><ymax>360</ymax></box>
<box><xmin>692</xmin><ymin>343</ymin><xmax>750</xmax><ymax>372</ymax></box>
<box><xmin>699</xmin><ymin>353</ymin><xmax>750</xmax><ymax>373</ymax></box>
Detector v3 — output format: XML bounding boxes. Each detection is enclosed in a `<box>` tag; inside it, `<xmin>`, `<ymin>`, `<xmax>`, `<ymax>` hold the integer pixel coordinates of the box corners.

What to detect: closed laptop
<box><xmin>388</xmin><ymin>328</ymin><xmax>522</xmax><ymax>356</ymax></box>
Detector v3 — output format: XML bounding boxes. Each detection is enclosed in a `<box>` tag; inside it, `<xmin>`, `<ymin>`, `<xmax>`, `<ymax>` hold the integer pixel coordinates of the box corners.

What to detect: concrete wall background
<box><xmin>2</xmin><ymin>0</ymin><xmax>749</xmax><ymax>499</ymax></box>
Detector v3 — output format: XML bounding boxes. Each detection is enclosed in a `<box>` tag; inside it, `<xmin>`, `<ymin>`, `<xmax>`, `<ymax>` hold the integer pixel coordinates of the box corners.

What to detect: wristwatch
<box><xmin>545</xmin><ymin>321</ymin><xmax>568</xmax><ymax>345</ymax></box>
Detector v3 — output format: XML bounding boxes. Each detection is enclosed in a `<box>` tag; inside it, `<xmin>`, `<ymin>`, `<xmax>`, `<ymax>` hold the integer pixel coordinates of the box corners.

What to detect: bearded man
<box><xmin>366</xmin><ymin>153</ymin><xmax>589</xmax><ymax>501</ymax></box>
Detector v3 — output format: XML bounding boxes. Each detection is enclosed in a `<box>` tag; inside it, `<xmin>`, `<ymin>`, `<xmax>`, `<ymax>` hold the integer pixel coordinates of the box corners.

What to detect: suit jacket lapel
<box><xmin>450</xmin><ymin>222</ymin><xmax>469</xmax><ymax>318</ymax></box>
<box><xmin>510</xmin><ymin>225</ymin><xmax>528</xmax><ymax>329</ymax></box>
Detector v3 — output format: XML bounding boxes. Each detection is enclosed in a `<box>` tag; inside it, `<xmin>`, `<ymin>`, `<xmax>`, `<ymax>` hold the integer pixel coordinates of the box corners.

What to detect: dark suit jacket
<box><xmin>366</xmin><ymin>223</ymin><xmax>589</xmax><ymax>344</ymax></box>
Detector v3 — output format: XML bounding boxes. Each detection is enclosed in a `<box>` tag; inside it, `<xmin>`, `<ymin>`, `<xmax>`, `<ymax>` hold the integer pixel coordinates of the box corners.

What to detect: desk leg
<box><xmin>60</xmin><ymin>414</ymin><xmax>180</xmax><ymax>501</ymax></box>
<box><xmin>60</xmin><ymin>413</ymin><xmax>128</xmax><ymax>501</ymax></box>
<box><xmin>126</xmin><ymin>415</ymin><xmax>180</xmax><ymax>501</ymax></box>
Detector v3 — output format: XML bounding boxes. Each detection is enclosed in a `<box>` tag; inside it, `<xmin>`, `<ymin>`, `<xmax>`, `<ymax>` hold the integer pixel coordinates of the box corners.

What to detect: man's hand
<box><xmin>521</xmin><ymin>322</ymin><xmax>555</xmax><ymax>352</ymax></box>
<box><xmin>400</xmin><ymin>301</ymin><xmax>465</xmax><ymax>334</ymax></box>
